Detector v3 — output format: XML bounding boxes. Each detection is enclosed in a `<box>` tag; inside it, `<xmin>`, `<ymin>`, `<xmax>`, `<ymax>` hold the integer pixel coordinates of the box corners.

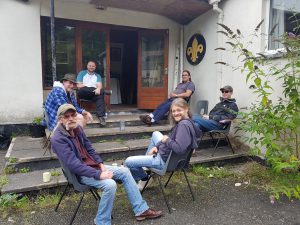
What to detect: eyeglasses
<box><xmin>221</xmin><ymin>90</ymin><xmax>230</xmax><ymax>93</ymax></box>
<box><xmin>63</xmin><ymin>113</ymin><xmax>77</xmax><ymax>119</ymax></box>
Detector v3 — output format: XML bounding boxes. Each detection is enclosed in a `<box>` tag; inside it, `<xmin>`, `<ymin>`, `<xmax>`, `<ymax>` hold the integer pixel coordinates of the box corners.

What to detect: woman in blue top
<box><xmin>125</xmin><ymin>98</ymin><xmax>201</xmax><ymax>190</ymax></box>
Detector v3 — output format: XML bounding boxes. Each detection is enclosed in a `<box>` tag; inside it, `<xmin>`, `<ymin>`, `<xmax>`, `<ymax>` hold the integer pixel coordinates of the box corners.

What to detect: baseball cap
<box><xmin>220</xmin><ymin>85</ymin><xmax>233</xmax><ymax>92</ymax></box>
<box><xmin>57</xmin><ymin>104</ymin><xmax>76</xmax><ymax>118</ymax></box>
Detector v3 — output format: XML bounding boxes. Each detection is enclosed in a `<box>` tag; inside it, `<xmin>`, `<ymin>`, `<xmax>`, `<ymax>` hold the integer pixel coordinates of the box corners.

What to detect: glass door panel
<box><xmin>141</xmin><ymin>35</ymin><xmax>164</xmax><ymax>87</ymax></box>
<box><xmin>81</xmin><ymin>30</ymin><xmax>106</xmax><ymax>86</ymax></box>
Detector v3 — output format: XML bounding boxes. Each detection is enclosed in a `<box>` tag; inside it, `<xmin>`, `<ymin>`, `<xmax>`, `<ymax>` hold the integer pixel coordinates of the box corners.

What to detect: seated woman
<box><xmin>125</xmin><ymin>98</ymin><xmax>201</xmax><ymax>190</ymax></box>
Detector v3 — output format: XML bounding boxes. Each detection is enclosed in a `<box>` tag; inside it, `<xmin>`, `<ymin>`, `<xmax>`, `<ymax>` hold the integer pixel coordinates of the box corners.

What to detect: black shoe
<box><xmin>98</xmin><ymin>116</ymin><xmax>106</xmax><ymax>126</ymax></box>
<box><xmin>139</xmin><ymin>115</ymin><xmax>152</xmax><ymax>126</ymax></box>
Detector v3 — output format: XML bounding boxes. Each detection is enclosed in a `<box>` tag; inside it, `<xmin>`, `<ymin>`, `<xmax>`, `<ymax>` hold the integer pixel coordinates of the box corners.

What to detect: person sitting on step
<box><xmin>77</xmin><ymin>60</ymin><xmax>107</xmax><ymax>126</ymax></box>
<box><xmin>192</xmin><ymin>85</ymin><xmax>239</xmax><ymax>132</ymax></box>
<box><xmin>125</xmin><ymin>98</ymin><xmax>201</xmax><ymax>190</ymax></box>
<box><xmin>139</xmin><ymin>70</ymin><xmax>195</xmax><ymax>126</ymax></box>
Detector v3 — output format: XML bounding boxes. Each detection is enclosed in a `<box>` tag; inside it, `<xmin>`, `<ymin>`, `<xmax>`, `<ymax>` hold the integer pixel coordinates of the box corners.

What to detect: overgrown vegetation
<box><xmin>216</xmin><ymin>14</ymin><xmax>300</xmax><ymax>199</ymax></box>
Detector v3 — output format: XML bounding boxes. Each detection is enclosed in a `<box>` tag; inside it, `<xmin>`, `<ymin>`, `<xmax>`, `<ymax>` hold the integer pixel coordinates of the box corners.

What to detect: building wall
<box><xmin>0</xmin><ymin>0</ymin><xmax>44</xmax><ymax>124</ymax></box>
<box><xmin>0</xmin><ymin>0</ymin><xmax>180</xmax><ymax>124</ymax></box>
<box><xmin>185</xmin><ymin>0</ymin><xmax>265</xmax><ymax>114</ymax></box>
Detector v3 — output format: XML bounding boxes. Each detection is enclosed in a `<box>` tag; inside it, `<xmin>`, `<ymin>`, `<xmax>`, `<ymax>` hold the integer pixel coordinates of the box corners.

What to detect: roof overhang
<box><xmin>88</xmin><ymin>0</ymin><xmax>212</xmax><ymax>25</ymax></box>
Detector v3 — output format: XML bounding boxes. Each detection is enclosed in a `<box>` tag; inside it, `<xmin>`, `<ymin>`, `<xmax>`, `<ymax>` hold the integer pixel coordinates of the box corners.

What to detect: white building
<box><xmin>0</xmin><ymin>0</ymin><xmax>298</xmax><ymax>125</ymax></box>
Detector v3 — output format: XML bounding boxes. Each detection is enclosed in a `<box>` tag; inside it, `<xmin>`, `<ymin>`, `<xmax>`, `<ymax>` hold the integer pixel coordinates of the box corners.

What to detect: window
<box><xmin>269</xmin><ymin>0</ymin><xmax>300</xmax><ymax>50</ymax></box>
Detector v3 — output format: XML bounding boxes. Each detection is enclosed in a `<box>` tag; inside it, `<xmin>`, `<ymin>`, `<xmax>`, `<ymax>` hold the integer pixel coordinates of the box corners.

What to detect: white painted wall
<box><xmin>0</xmin><ymin>0</ymin><xmax>43</xmax><ymax>124</ymax></box>
<box><xmin>185</xmin><ymin>0</ymin><xmax>265</xmax><ymax>114</ymax></box>
<box><xmin>0</xmin><ymin>0</ymin><xmax>181</xmax><ymax>124</ymax></box>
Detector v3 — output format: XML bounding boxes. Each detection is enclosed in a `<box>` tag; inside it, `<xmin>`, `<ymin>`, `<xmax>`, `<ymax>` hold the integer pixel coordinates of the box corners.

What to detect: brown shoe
<box><xmin>135</xmin><ymin>208</ymin><xmax>163</xmax><ymax>221</ymax></box>
<box><xmin>139</xmin><ymin>115</ymin><xmax>152</xmax><ymax>126</ymax></box>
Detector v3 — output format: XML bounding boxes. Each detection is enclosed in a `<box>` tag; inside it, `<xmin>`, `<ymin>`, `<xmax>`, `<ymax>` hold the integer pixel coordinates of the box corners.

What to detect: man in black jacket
<box><xmin>192</xmin><ymin>85</ymin><xmax>239</xmax><ymax>131</ymax></box>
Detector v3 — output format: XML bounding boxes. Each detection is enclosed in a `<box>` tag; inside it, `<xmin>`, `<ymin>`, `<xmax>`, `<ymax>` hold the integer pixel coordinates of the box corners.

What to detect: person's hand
<box><xmin>161</xmin><ymin>135</ymin><xmax>169</xmax><ymax>143</ymax></box>
<box><xmin>147</xmin><ymin>147</ymin><xmax>158</xmax><ymax>155</ymax></box>
<box><xmin>82</xmin><ymin>111</ymin><xmax>93</xmax><ymax>122</ymax></box>
<box><xmin>100</xmin><ymin>170</ymin><xmax>113</xmax><ymax>180</ymax></box>
<box><xmin>93</xmin><ymin>88</ymin><xmax>101</xmax><ymax>95</ymax></box>
<box><xmin>99</xmin><ymin>163</ymin><xmax>107</xmax><ymax>171</ymax></box>
<box><xmin>169</xmin><ymin>92</ymin><xmax>177</xmax><ymax>98</ymax></box>
<box><xmin>202</xmin><ymin>114</ymin><xmax>209</xmax><ymax>120</ymax></box>
<box><xmin>219</xmin><ymin>119</ymin><xmax>230</xmax><ymax>124</ymax></box>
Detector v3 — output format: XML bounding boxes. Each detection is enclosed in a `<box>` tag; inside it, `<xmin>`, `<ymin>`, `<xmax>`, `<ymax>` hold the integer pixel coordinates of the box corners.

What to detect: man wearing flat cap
<box><xmin>44</xmin><ymin>73</ymin><xmax>93</xmax><ymax>131</ymax></box>
<box><xmin>192</xmin><ymin>85</ymin><xmax>239</xmax><ymax>131</ymax></box>
<box><xmin>51</xmin><ymin>104</ymin><xmax>163</xmax><ymax>225</ymax></box>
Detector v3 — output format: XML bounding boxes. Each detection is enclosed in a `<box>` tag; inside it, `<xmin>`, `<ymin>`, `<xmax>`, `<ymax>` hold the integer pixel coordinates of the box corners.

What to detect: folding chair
<box><xmin>141</xmin><ymin>147</ymin><xmax>195</xmax><ymax>213</ymax></box>
<box><xmin>196</xmin><ymin>100</ymin><xmax>208</xmax><ymax>115</ymax></box>
<box><xmin>55</xmin><ymin>159</ymin><xmax>100</xmax><ymax>225</ymax></box>
<box><xmin>208</xmin><ymin>122</ymin><xmax>235</xmax><ymax>156</ymax></box>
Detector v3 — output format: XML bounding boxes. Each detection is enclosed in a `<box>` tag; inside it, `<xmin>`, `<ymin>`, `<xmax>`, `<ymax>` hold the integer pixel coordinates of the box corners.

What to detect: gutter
<box><xmin>209</xmin><ymin>0</ymin><xmax>224</xmax><ymax>99</ymax></box>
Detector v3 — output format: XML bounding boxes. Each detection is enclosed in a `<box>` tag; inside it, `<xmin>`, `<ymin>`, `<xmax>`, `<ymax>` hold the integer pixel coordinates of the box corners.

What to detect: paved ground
<box><xmin>1</xmin><ymin>165</ymin><xmax>300</xmax><ymax>225</ymax></box>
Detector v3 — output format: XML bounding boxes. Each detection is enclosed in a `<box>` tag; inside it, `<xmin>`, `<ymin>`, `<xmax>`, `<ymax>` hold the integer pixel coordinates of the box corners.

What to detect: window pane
<box><xmin>82</xmin><ymin>30</ymin><xmax>106</xmax><ymax>86</ymax></box>
<box><xmin>42</xmin><ymin>18</ymin><xmax>76</xmax><ymax>87</ymax></box>
<box><xmin>269</xmin><ymin>0</ymin><xmax>300</xmax><ymax>49</ymax></box>
<box><xmin>141</xmin><ymin>35</ymin><xmax>164</xmax><ymax>87</ymax></box>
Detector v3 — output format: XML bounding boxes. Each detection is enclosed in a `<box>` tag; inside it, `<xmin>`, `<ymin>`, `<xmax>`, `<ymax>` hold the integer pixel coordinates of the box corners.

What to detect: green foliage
<box><xmin>0</xmin><ymin>175</ymin><xmax>9</xmax><ymax>188</ymax></box>
<box><xmin>19</xmin><ymin>167</ymin><xmax>30</xmax><ymax>173</ymax></box>
<box><xmin>32</xmin><ymin>117</ymin><xmax>43</xmax><ymax>125</ymax></box>
<box><xmin>4</xmin><ymin>166</ymin><xmax>17</xmax><ymax>174</ymax></box>
<box><xmin>8</xmin><ymin>158</ymin><xmax>18</xmax><ymax>164</ymax></box>
<box><xmin>0</xmin><ymin>194</ymin><xmax>29</xmax><ymax>209</ymax></box>
<box><xmin>217</xmin><ymin>17</ymin><xmax>300</xmax><ymax>199</ymax></box>
<box><xmin>50</xmin><ymin>170</ymin><xmax>61</xmax><ymax>177</ymax></box>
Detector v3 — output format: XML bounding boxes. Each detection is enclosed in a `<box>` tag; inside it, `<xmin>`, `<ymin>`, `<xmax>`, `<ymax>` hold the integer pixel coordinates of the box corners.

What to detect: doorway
<box><xmin>110</xmin><ymin>30</ymin><xmax>138</xmax><ymax>107</ymax></box>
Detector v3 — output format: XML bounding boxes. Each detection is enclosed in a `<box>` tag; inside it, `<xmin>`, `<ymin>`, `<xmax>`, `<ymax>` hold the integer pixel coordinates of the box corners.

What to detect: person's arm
<box><xmin>164</xmin><ymin>123</ymin><xmax>192</xmax><ymax>155</ymax></box>
<box><xmin>76</xmin><ymin>71</ymin><xmax>85</xmax><ymax>89</ymax></box>
<box><xmin>93</xmin><ymin>74</ymin><xmax>103</xmax><ymax>95</ymax></box>
<box><xmin>70</xmin><ymin>92</ymin><xmax>84</xmax><ymax>114</ymax></box>
<box><xmin>51</xmin><ymin>135</ymin><xmax>102</xmax><ymax>180</ymax></box>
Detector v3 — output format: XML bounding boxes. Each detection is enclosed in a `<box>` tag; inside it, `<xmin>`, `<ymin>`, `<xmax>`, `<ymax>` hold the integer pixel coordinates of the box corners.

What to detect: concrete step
<box><xmin>5</xmin><ymin>134</ymin><xmax>230</xmax><ymax>172</ymax></box>
<box><xmin>87</xmin><ymin>114</ymin><xmax>168</xmax><ymax>128</ymax></box>
<box><xmin>1</xmin><ymin>147</ymin><xmax>248</xmax><ymax>195</ymax></box>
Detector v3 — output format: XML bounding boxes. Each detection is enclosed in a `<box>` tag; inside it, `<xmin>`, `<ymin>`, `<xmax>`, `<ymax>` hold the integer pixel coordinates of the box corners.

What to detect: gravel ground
<box><xmin>1</xmin><ymin>167</ymin><xmax>300</xmax><ymax>225</ymax></box>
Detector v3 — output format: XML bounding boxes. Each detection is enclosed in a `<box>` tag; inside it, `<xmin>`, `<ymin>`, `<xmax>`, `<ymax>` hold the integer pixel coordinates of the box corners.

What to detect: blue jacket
<box><xmin>157</xmin><ymin>119</ymin><xmax>202</xmax><ymax>162</ymax></box>
<box><xmin>51</xmin><ymin>124</ymin><xmax>103</xmax><ymax>180</ymax></box>
<box><xmin>44</xmin><ymin>82</ymin><xmax>83</xmax><ymax>131</ymax></box>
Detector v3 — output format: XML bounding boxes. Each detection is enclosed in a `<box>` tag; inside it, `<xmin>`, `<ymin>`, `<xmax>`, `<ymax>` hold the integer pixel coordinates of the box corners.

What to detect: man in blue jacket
<box><xmin>51</xmin><ymin>104</ymin><xmax>163</xmax><ymax>225</ymax></box>
<box><xmin>192</xmin><ymin>85</ymin><xmax>239</xmax><ymax>131</ymax></box>
<box><xmin>44</xmin><ymin>73</ymin><xmax>93</xmax><ymax>131</ymax></box>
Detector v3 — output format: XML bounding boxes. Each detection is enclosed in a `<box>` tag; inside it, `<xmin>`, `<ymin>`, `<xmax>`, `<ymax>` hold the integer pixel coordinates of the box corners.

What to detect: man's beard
<box><xmin>65</xmin><ymin>121</ymin><xmax>78</xmax><ymax>131</ymax></box>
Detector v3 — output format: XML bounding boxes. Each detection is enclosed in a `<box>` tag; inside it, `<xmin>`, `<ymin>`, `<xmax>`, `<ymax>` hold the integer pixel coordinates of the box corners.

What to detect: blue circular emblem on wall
<box><xmin>186</xmin><ymin>33</ymin><xmax>206</xmax><ymax>65</ymax></box>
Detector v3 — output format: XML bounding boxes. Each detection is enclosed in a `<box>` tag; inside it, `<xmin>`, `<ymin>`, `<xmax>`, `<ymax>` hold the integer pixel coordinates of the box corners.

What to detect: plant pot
<box><xmin>29</xmin><ymin>124</ymin><xmax>46</xmax><ymax>138</ymax></box>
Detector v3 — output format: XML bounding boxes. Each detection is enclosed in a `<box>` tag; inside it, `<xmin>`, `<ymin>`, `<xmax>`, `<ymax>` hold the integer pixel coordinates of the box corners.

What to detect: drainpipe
<box><xmin>179</xmin><ymin>25</ymin><xmax>184</xmax><ymax>81</ymax></box>
<box><xmin>209</xmin><ymin>0</ymin><xmax>224</xmax><ymax>100</ymax></box>
<box><xmin>50</xmin><ymin>0</ymin><xmax>56</xmax><ymax>82</ymax></box>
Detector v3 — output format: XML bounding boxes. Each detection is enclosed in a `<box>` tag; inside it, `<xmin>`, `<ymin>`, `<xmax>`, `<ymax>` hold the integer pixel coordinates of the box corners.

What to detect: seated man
<box><xmin>192</xmin><ymin>85</ymin><xmax>239</xmax><ymax>131</ymax></box>
<box><xmin>140</xmin><ymin>70</ymin><xmax>195</xmax><ymax>126</ymax></box>
<box><xmin>77</xmin><ymin>60</ymin><xmax>106</xmax><ymax>126</ymax></box>
<box><xmin>51</xmin><ymin>104</ymin><xmax>163</xmax><ymax>225</ymax></box>
<box><xmin>44</xmin><ymin>73</ymin><xmax>93</xmax><ymax>131</ymax></box>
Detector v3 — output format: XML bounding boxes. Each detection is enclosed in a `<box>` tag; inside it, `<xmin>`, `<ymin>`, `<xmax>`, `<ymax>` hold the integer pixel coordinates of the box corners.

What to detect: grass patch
<box><xmin>0</xmin><ymin>174</ymin><xmax>9</xmax><ymax>188</ymax></box>
<box><xmin>98</xmin><ymin>139</ymin><xmax>108</xmax><ymax>143</ymax></box>
<box><xmin>192</xmin><ymin>165</ymin><xmax>234</xmax><ymax>179</ymax></box>
<box><xmin>8</xmin><ymin>158</ymin><xmax>18</xmax><ymax>164</ymax></box>
<box><xmin>50</xmin><ymin>170</ymin><xmax>61</xmax><ymax>177</ymax></box>
<box><xmin>19</xmin><ymin>167</ymin><xmax>30</xmax><ymax>173</ymax></box>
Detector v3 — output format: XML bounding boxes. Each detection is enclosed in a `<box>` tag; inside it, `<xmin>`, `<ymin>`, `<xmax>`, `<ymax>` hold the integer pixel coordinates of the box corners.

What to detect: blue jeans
<box><xmin>192</xmin><ymin>114</ymin><xmax>223</xmax><ymax>132</ymax></box>
<box><xmin>80</xmin><ymin>165</ymin><xmax>149</xmax><ymax>225</ymax></box>
<box><xmin>124</xmin><ymin>131</ymin><xmax>165</xmax><ymax>181</ymax></box>
<box><xmin>152</xmin><ymin>98</ymin><xmax>173</xmax><ymax>122</ymax></box>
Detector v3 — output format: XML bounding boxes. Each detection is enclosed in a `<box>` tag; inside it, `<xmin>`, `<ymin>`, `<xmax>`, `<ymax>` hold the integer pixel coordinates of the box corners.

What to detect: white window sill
<box><xmin>260</xmin><ymin>48</ymin><xmax>286</xmax><ymax>59</ymax></box>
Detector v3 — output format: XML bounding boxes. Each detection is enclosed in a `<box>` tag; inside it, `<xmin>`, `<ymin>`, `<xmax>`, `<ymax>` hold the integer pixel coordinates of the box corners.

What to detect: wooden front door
<box><xmin>137</xmin><ymin>30</ymin><xmax>169</xmax><ymax>109</ymax></box>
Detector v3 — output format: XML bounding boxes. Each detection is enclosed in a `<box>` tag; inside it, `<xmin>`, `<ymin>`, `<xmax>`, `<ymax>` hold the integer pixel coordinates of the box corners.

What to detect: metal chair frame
<box><xmin>141</xmin><ymin>148</ymin><xmax>195</xmax><ymax>213</ymax></box>
<box><xmin>55</xmin><ymin>159</ymin><xmax>100</xmax><ymax>225</ymax></box>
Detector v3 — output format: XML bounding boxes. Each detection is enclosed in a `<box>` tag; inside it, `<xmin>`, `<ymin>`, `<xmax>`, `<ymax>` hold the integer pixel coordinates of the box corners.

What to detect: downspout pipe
<box><xmin>209</xmin><ymin>0</ymin><xmax>224</xmax><ymax>99</ymax></box>
<box><xmin>50</xmin><ymin>0</ymin><xmax>57</xmax><ymax>82</ymax></box>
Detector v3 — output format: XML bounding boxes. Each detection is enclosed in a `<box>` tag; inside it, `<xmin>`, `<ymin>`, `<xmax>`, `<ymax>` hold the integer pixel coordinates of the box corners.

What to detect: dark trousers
<box><xmin>77</xmin><ymin>87</ymin><xmax>105</xmax><ymax>117</ymax></box>
<box><xmin>152</xmin><ymin>98</ymin><xmax>174</xmax><ymax>122</ymax></box>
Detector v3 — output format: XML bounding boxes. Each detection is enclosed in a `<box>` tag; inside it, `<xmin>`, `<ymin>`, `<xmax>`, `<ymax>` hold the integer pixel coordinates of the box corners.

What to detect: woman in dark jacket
<box><xmin>125</xmin><ymin>98</ymin><xmax>201</xmax><ymax>190</ymax></box>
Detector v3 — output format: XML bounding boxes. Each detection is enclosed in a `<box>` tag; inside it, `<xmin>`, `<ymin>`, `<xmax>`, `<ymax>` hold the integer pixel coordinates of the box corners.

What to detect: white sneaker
<box><xmin>137</xmin><ymin>177</ymin><xmax>153</xmax><ymax>191</ymax></box>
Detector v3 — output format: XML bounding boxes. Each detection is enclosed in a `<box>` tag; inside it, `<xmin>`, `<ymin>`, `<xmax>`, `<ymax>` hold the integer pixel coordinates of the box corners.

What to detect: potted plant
<box><xmin>29</xmin><ymin>117</ymin><xmax>46</xmax><ymax>138</ymax></box>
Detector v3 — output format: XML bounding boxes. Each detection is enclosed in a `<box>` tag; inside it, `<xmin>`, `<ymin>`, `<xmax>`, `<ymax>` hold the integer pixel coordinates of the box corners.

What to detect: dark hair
<box><xmin>169</xmin><ymin>98</ymin><xmax>192</xmax><ymax>126</ymax></box>
<box><xmin>182</xmin><ymin>69</ymin><xmax>191</xmax><ymax>81</ymax></box>
<box><xmin>87</xmin><ymin>60</ymin><xmax>97</xmax><ymax>66</ymax></box>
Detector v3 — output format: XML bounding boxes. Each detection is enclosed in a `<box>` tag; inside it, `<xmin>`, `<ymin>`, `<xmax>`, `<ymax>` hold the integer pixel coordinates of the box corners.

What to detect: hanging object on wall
<box><xmin>186</xmin><ymin>33</ymin><xmax>206</xmax><ymax>65</ymax></box>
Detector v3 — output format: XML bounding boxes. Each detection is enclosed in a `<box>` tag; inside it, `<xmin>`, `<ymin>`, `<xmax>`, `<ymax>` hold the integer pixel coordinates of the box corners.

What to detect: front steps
<box><xmin>1</xmin><ymin>113</ymin><xmax>247</xmax><ymax>194</ymax></box>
